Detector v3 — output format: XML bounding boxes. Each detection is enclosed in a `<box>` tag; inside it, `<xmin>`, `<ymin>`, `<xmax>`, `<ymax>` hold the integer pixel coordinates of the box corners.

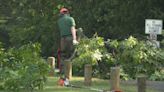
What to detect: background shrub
<box><xmin>0</xmin><ymin>43</ymin><xmax>49</xmax><ymax>92</ymax></box>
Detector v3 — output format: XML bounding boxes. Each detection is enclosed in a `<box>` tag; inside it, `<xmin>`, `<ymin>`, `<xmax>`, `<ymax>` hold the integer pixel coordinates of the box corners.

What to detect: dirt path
<box><xmin>121</xmin><ymin>80</ymin><xmax>164</xmax><ymax>92</ymax></box>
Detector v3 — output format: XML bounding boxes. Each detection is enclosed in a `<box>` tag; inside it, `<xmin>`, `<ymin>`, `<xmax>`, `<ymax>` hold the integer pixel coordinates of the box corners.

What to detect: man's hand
<box><xmin>73</xmin><ymin>40</ymin><xmax>79</xmax><ymax>45</ymax></box>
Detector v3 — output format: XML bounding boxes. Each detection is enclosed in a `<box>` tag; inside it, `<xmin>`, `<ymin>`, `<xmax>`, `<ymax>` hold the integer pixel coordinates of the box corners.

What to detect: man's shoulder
<box><xmin>67</xmin><ymin>16</ymin><xmax>75</xmax><ymax>22</ymax></box>
<box><xmin>58</xmin><ymin>15</ymin><xmax>74</xmax><ymax>23</ymax></box>
<box><xmin>69</xmin><ymin>16</ymin><xmax>74</xmax><ymax>19</ymax></box>
<box><xmin>63</xmin><ymin>15</ymin><xmax>74</xmax><ymax>19</ymax></box>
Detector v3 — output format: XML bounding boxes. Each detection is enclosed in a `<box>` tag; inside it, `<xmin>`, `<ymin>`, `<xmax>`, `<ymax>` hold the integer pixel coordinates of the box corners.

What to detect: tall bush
<box><xmin>0</xmin><ymin>0</ymin><xmax>60</xmax><ymax>56</ymax></box>
<box><xmin>66</xmin><ymin>0</ymin><xmax>164</xmax><ymax>39</ymax></box>
<box><xmin>72</xmin><ymin>35</ymin><xmax>112</xmax><ymax>76</ymax></box>
<box><xmin>106</xmin><ymin>36</ymin><xmax>164</xmax><ymax>79</ymax></box>
<box><xmin>72</xmin><ymin>36</ymin><xmax>164</xmax><ymax>80</ymax></box>
<box><xmin>0</xmin><ymin>43</ymin><xmax>49</xmax><ymax>92</ymax></box>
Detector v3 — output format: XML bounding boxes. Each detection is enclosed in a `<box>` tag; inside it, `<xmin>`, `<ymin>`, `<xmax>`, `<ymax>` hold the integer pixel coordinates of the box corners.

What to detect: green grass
<box><xmin>36</xmin><ymin>77</ymin><xmax>158</xmax><ymax>92</ymax></box>
<box><xmin>0</xmin><ymin>77</ymin><xmax>159</xmax><ymax>92</ymax></box>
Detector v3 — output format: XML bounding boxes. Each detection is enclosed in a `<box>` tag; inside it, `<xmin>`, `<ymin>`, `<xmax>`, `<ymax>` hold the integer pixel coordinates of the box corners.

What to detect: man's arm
<box><xmin>71</xmin><ymin>26</ymin><xmax>79</xmax><ymax>45</ymax></box>
<box><xmin>70</xmin><ymin>17</ymin><xmax>79</xmax><ymax>45</ymax></box>
<box><xmin>71</xmin><ymin>26</ymin><xmax>77</xmax><ymax>41</ymax></box>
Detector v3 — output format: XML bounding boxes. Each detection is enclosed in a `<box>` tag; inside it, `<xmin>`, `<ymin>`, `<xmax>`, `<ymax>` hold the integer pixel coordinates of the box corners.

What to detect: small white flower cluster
<box><xmin>92</xmin><ymin>49</ymin><xmax>103</xmax><ymax>61</ymax></box>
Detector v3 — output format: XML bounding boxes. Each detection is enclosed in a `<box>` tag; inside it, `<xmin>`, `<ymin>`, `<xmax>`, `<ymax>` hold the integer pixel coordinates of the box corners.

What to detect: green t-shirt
<box><xmin>57</xmin><ymin>15</ymin><xmax>76</xmax><ymax>37</ymax></box>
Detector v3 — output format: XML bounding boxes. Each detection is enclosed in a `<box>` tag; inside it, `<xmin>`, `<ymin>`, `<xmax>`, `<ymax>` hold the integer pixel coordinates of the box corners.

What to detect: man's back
<box><xmin>58</xmin><ymin>15</ymin><xmax>76</xmax><ymax>37</ymax></box>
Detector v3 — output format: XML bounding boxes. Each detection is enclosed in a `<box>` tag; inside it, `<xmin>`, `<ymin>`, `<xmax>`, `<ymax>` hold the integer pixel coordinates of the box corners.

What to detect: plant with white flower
<box><xmin>92</xmin><ymin>49</ymin><xmax>103</xmax><ymax>61</ymax></box>
<box><xmin>84</xmin><ymin>44</ymin><xmax>89</xmax><ymax>48</ymax></box>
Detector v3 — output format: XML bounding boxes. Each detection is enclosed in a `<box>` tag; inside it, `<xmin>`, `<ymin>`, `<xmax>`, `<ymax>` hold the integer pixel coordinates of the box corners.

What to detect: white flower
<box><xmin>84</xmin><ymin>45</ymin><xmax>89</xmax><ymax>48</ymax></box>
<box><xmin>92</xmin><ymin>49</ymin><xmax>103</xmax><ymax>61</ymax></box>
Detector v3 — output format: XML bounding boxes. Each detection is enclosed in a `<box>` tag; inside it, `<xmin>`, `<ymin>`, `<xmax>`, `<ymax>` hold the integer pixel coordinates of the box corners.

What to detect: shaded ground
<box><xmin>37</xmin><ymin>77</ymin><xmax>159</xmax><ymax>92</ymax></box>
<box><xmin>121</xmin><ymin>80</ymin><xmax>164</xmax><ymax>92</ymax></box>
<box><xmin>0</xmin><ymin>77</ymin><xmax>162</xmax><ymax>92</ymax></box>
<box><xmin>147</xmin><ymin>81</ymin><xmax>164</xmax><ymax>92</ymax></box>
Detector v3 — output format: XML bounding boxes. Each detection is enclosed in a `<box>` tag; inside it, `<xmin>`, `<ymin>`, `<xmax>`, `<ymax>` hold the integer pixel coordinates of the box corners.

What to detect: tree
<box><xmin>0</xmin><ymin>0</ymin><xmax>60</xmax><ymax>56</ymax></box>
<box><xmin>0</xmin><ymin>0</ymin><xmax>163</xmax><ymax>56</ymax></box>
<box><xmin>68</xmin><ymin>0</ymin><xmax>164</xmax><ymax>39</ymax></box>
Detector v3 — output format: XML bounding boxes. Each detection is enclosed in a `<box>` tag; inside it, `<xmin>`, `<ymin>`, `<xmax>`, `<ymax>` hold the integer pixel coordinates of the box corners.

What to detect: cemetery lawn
<box><xmin>0</xmin><ymin>77</ymin><xmax>159</xmax><ymax>92</ymax></box>
<box><xmin>36</xmin><ymin>77</ymin><xmax>158</xmax><ymax>92</ymax></box>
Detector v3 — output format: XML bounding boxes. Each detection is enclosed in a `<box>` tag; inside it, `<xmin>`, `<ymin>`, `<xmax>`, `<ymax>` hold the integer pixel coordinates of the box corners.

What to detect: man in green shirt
<box><xmin>57</xmin><ymin>8</ymin><xmax>78</xmax><ymax>73</ymax></box>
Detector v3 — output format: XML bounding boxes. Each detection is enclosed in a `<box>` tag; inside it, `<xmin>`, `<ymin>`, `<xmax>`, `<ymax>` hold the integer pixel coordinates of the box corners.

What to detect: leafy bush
<box><xmin>68</xmin><ymin>0</ymin><xmax>164</xmax><ymax>40</ymax></box>
<box><xmin>72</xmin><ymin>36</ymin><xmax>164</xmax><ymax>80</ymax></box>
<box><xmin>149</xmin><ymin>69</ymin><xmax>164</xmax><ymax>81</ymax></box>
<box><xmin>106</xmin><ymin>36</ymin><xmax>164</xmax><ymax>79</ymax></box>
<box><xmin>1</xmin><ymin>0</ymin><xmax>58</xmax><ymax>57</ymax></box>
<box><xmin>0</xmin><ymin>43</ymin><xmax>49</xmax><ymax>92</ymax></box>
<box><xmin>73</xmin><ymin>35</ymin><xmax>107</xmax><ymax>65</ymax></box>
<box><xmin>72</xmin><ymin>35</ymin><xmax>112</xmax><ymax>77</ymax></box>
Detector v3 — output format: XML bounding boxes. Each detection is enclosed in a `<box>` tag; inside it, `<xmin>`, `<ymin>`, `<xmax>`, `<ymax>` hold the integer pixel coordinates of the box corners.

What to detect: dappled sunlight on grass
<box><xmin>37</xmin><ymin>77</ymin><xmax>95</xmax><ymax>92</ymax></box>
<box><xmin>37</xmin><ymin>77</ymin><xmax>158</xmax><ymax>92</ymax></box>
<box><xmin>0</xmin><ymin>76</ymin><xmax>159</xmax><ymax>92</ymax></box>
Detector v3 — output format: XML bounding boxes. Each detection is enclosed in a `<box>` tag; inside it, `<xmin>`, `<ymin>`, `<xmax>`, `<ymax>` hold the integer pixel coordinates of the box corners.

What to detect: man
<box><xmin>57</xmin><ymin>8</ymin><xmax>78</xmax><ymax>73</ymax></box>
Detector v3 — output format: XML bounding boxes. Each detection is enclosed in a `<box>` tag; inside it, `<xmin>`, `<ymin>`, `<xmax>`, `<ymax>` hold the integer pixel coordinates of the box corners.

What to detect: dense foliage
<box><xmin>1</xmin><ymin>0</ymin><xmax>164</xmax><ymax>56</ymax></box>
<box><xmin>107</xmin><ymin>36</ymin><xmax>164</xmax><ymax>80</ymax></box>
<box><xmin>0</xmin><ymin>0</ymin><xmax>164</xmax><ymax>82</ymax></box>
<box><xmin>67</xmin><ymin>0</ymin><xmax>164</xmax><ymax>39</ymax></box>
<box><xmin>72</xmin><ymin>36</ymin><xmax>164</xmax><ymax>80</ymax></box>
<box><xmin>73</xmin><ymin>35</ymin><xmax>107</xmax><ymax>65</ymax></box>
<box><xmin>0</xmin><ymin>43</ymin><xmax>49</xmax><ymax>92</ymax></box>
<box><xmin>0</xmin><ymin>0</ymin><xmax>59</xmax><ymax>56</ymax></box>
